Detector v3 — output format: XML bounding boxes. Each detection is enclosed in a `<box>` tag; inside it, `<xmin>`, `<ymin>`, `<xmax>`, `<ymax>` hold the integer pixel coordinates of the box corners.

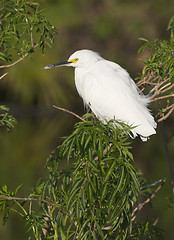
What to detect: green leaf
<box><xmin>78</xmin><ymin>219</ymin><xmax>90</xmax><ymax>238</ymax></box>
<box><xmin>3</xmin><ymin>210</ymin><xmax>10</xmax><ymax>225</ymax></box>
<box><xmin>84</xmin><ymin>134</ymin><xmax>91</xmax><ymax>151</ymax></box>
<box><xmin>66</xmin><ymin>137</ymin><xmax>75</xmax><ymax>161</ymax></box>
<box><xmin>138</xmin><ymin>37</ymin><xmax>149</xmax><ymax>43</ymax></box>
<box><xmin>2</xmin><ymin>185</ymin><xmax>8</xmax><ymax>193</ymax></box>
<box><xmin>101</xmin><ymin>183</ymin><xmax>108</xmax><ymax>201</ymax></box>
<box><xmin>103</xmin><ymin>160</ymin><xmax>116</xmax><ymax>184</ymax></box>
<box><xmin>97</xmin><ymin>138</ymin><xmax>104</xmax><ymax>160</ymax></box>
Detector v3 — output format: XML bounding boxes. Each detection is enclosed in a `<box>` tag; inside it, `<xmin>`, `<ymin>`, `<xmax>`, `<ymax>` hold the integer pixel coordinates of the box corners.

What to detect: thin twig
<box><xmin>0</xmin><ymin>195</ymin><xmax>70</xmax><ymax>217</ymax></box>
<box><xmin>151</xmin><ymin>94</ymin><xmax>174</xmax><ymax>102</ymax></box>
<box><xmin>53</xmin><ymin>105</ymin><xmax>85</xmax><ymax>122</ymax></box>
<box><xmin>144</xmin><ymin>82</ymin><xmax>157</xmax><ymax>86</ymax></box>
<box><xmin>0</xmin><ymin>72</ymin><xmax>8</xmax><ymax>80</ymax></box>
<box><xmin>160</xmin><ymin>83</ymin><xmax>174</xmax><ymax>94</ymax></box>
<box><xmin>136</xmin><ymin>73</ymin><xmax>157</xmax><ymax>87</ymax></box>
<box><xmin>150</xmin><ymin>78</ymin><xmax>170</xmax><ymax>97</ymax></box>
<box><xmin>141</xmin><ymin>179</ymin><xmax>163</xmax><ymax>191</ymax></box>
<box><xmin>137</xmin><ymin>79</ymin><xmax>158</xmax><ymax>87</ymax></box>
<box><xmin>132</xmin><ymin>180</ymin><xmax>166</xmax><ymax>221</ymax></box>
<box><xmin>156</xmin><ymin>104</ymin><xmax>174</xmax><ymax>116</ymax></box>
<box><xmin>159</xmin><ymin>82</ymin><xmax>171</xmax><ymax>91</ymax></box>
<box><xmin>0</xmin><ymin>43</ymin><xmax>38</xmax><ymax>69</ymax></box>
<box><xmin>153</xmin><ymin>218</ymin><xmax>159</xmax><ymax>226</ymax></box>
<box><xmin>136</xmin><ymin>73</ymin><xmax>174</xmax><ymax>121</ymax></box>
<box><xmin>158</xmin><ymin>105</ymin><xmax>174</xmax><ymax>122</ymax></box>
<box><xmin>131</xmin><ymin>178</ymin><xmax>166</xmax><ymax>221</ymax></box>
<box><xmin>138</xmin><ymin>87</ymin><xmax>145</xmax><ymax>93</ymax></box>
<box><xmin>30</xmin><ymin>32</ymin><xmax>34</xmax><ymax>48</ymax></box>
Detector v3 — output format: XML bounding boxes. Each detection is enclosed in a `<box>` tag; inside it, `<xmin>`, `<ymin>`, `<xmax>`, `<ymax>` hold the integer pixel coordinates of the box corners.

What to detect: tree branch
<box><xmin>0</xmin><ymin>72</ymin><xmax>8</xmax><ymax>80</ymax></box>
<box><xmin>53</xmin><ymin>105</ymin><xmax>86</xmax><ymax>122</ymax></box>
<box><xmin>136</xmin><ymin>72</ymin><xmax>174</xmax><ymax>121</ymax></box>
<box><xmin>151</xmin><ymin>94</ymin><xmax>174</xmax><ymax>102</ymax></box>
<box><xmin>141</xmin><ymin>179</ymin><xmax>163</xmax><ymax>191</ymax></box>
<box><xmin>150</xmin><ymin>78</ymin><xmax>170</xmax><ymax>99</ymax></box>
<box><xmin>157</xmin><ymin>104</ymin><xmax>174</xmax><ymax>122</ymax></box>
<box><xmin>0</xmin><ymin>44</ymin><xmax>38</xmax><ymax>69</ymax></box>
<box><xmin>131</xmin><ymin>178</ymin><xmax>166</xmax><ymax>221</ymax></box>
<box><xmin>0</xmin><ymin>195</ymin><xmax>70</xmax><ymax>217</ymax></box>
<box><xmin>159</xmin><ymin>82</ymin><xmax>172</xmax><ymax>91</ymax></box>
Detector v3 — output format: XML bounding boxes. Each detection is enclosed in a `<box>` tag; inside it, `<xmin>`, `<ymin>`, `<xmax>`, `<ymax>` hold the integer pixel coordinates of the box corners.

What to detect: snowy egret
<box><xmin>43</xmin><ymin>49</ymin><xmax>157</xmax><ymax>141</ymax></box>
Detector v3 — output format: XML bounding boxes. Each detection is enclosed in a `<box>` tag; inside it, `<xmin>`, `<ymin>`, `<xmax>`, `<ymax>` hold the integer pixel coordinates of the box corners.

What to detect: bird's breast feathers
<box><xmin>75</xmin><ymin>59</ymin><xmax>145</xmax><ymax>107</ymax></box>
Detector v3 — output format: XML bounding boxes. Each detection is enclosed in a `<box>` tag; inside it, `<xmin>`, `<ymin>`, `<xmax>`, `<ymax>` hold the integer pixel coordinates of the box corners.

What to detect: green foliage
<box><xmin>137</xmin><ymin>16</ymin><xmax>174</xmax><ymax>120</ymax></box>
<box><xmin>128</xmin><ymin>221</ymin><xmax>163</xmax><ymax>240</ymax></box>
<box><xmin>138</xmin><ymin>16</ymin><xmax>174</xmax><ymax>81</ymax></box>
<box><xmin>138</xmin><ymin>16</ymin><xmax>174</xmax><ymax>80</ymax></box>
<box><xmin>0</xmin><ymin>116</ymin><xmax>164</xmax><ymax>239</ymax></box>
<box><xmin>0</xmin><ymin>0</ymin><xmax>57</xmax><ymax>62</ymax></box>
<box><xmin>0</xmin><ymin>185</ymin><xmax>21</xmax><ymax>225</ymax></box>
<box><xmin>45</xmin><ymin>116</ymin><xmax>139</xmax><ymax>239</ymax></box>
<box><xmin>0</xmin><ymin>105</ymin><xmax>17</xmax><ymax>131</ymax></box>
<box><xmin>0</xmin><ymin>3</ymin><xmax>172</xmax><ymax>239</ymax></box>
<box><xmin>139</xmin><ymin>40</ymin><xmax>174</xmax><ymax>82</ymax></box>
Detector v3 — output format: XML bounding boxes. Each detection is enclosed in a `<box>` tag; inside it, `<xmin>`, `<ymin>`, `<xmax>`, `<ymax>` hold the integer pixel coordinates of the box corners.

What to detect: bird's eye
<box><xmin>71</xmin><ymin>58</ymin><xmax>79</xmax><ymax>63</ymax></box>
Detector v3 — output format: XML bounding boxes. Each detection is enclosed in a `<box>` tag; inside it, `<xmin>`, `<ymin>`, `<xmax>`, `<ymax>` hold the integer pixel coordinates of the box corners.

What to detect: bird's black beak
<box><xmin>42</xmin><ymin>60</ymin><xmax>72</xmax><ymax>69</ymax></box>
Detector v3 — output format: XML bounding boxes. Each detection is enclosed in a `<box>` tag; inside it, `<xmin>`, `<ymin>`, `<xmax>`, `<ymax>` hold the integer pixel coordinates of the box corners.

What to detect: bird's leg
<box><xmin>86</xmin><ymin>105</ymin><xmax>91</xmax><ymax>114</ymax></box>
<box><xmin>86</xmin><ymin>105</ymin><xmax>97</xmax><ymax>121</ymax></box>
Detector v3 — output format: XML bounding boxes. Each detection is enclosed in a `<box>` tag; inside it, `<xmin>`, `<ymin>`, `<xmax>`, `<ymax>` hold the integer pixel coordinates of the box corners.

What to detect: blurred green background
<box><xmin>0</xmin><ymin>0</ymin><xmax>174</xmax><ymax>239</ymax></box>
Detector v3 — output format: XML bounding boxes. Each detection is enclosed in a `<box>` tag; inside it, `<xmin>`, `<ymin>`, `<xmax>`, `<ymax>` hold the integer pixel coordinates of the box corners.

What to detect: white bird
<box><xmin>43</xmin><ymin>49</ymin><xmax>157</xmax><ymax>141</ymax></box>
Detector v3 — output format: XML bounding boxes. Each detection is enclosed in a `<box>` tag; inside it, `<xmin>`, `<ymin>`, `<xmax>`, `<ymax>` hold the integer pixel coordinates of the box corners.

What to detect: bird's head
<box><xmin>42</xmin><ymin>49</ymin><xmax>102</xmax><ymax>69</ymax></box>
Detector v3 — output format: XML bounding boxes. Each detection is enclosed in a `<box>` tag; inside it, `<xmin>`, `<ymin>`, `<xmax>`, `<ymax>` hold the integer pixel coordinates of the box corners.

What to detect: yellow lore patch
<box><xmin>69</xmin><ymin>58</ymin><xmax>79</xmax><ymax>63</ymax></box>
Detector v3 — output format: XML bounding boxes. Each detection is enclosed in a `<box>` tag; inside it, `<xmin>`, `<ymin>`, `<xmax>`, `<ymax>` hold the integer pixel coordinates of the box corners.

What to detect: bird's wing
<box><xmin>82</xmin><ymin>59</ymin><xmax>156</xmax><ymax>137</ymax></box>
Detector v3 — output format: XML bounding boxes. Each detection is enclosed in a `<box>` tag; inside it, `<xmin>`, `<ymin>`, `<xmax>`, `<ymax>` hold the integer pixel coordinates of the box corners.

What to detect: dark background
<box><xmin>0</xmin><ymin>0</ymin><xmax>174</xmax><ymax>239</ymax></box>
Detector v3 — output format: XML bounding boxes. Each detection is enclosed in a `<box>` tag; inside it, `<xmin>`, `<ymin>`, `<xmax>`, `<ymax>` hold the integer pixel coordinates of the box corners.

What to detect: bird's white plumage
<box><xmin>43</xmin><ymin>49</ymin><xmax>157</xmax><ymax>141</ymax></box>
<box><xmin>68</xmin><ymin>50</ymin><xmax>156</xmax><ymax>141</ymax></box>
